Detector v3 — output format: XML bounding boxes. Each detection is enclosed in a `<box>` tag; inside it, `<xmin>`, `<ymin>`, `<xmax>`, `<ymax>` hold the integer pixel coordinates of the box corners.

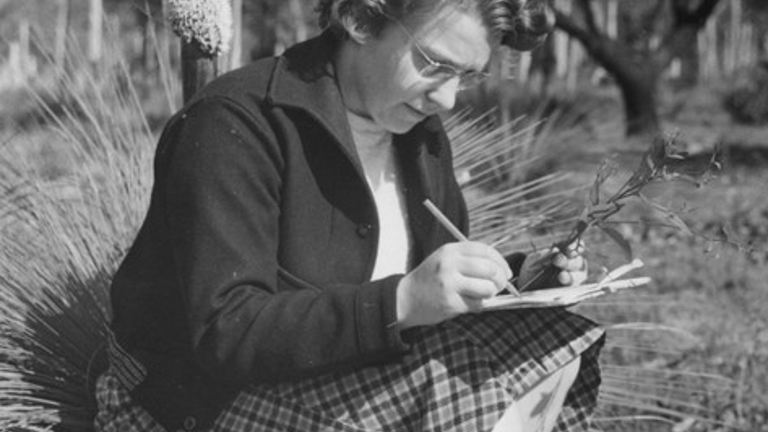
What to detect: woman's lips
<box><xmin>405</xmin><ymin>105</ymin><xmax>427</xmax><ymax>119</ymax></box>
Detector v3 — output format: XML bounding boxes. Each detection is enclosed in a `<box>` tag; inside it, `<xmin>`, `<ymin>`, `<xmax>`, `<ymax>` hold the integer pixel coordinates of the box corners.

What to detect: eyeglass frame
<box><xmin>384</xmin><ymin>15</ymin><xmax>491</xmax><ymax>91</ymax></box>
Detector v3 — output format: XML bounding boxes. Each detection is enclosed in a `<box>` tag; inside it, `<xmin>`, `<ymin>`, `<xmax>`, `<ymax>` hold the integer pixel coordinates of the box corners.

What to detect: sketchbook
<box><xmin>481</xmin><ymin>277</ymin><xmax>652</xmax><ymax>311</ymax></box>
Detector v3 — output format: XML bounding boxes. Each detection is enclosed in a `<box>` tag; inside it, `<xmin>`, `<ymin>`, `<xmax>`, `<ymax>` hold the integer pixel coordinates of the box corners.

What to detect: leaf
<box><xmin>638</xmin><ymin>194</ymin><xmax>694</xmax><ymax>236</ymax></box>
<box><xmin>672</xmin><ymin>417</ymin><xmax>696</xmax><ymax>432</ymax></box>
<box><xmin>590</xmin><ymin>156</ymin><xmax>617</xmax><ymax>206</ymax></box>
<box><xmin>598</xmin><ymin>224</ymin><xmax>633</xmax><ymax>261</ymax></box>
<box><xmin>665</xmin><ymin>211</ymin><xmax>694</xmax><ymax>236</ymax></box>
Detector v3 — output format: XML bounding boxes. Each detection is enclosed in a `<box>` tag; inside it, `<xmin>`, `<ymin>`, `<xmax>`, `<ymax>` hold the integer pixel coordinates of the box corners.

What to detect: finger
<box><xmin>456</xmin><ymin>278</ymin><xmax>500</xmax><ymax>300</ymax></box>
<box><xmin>570</xmin><ymin>269</ymin><xmax>588</xmax><ymax>286</ymax></box>
<box><xmin>559</xmin><ymin>238</ymin><xmax>582</xmax><ymax>256</ymax></box>
<box><xmin>558</xmin><ymin>269</ymin><xmax>588</xmax><ymax>286</ymax></box>
<box><xmin>487</xmin><ymin>248</ymin><xmax>513</xmax><ymax>281</ymax></box>
<box><xmin>462</xmin><ymin>296</ymin><xmax>484</xmax><ymax>313</ymax></box>
<box><xmin>552</xmin><ymin>252</ymin><xmax>587</xmax><ymax>270</ymax></box>
<box><xmin>552</xmin><ymin>253</ymin><xmax>568</xmax><ymax>268</ymax></box>
<box><xmin>562</xmin><ymin>256</ymin><xmax>587</xmax><ymax>272</ymax></box>
<box><xmin>457</xmin><ymin>242</ymin><xmax>513</xmax><ymax>280</ymax></box>
<box><xmin>565</xmin><ymin>240</ymin><xmax>585</xmax><ymax>258</ymax></box>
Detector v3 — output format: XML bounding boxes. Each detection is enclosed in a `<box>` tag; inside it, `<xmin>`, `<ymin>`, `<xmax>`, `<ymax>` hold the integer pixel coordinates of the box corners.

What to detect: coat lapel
<box><xmin>265</xmin><ymin>31</ymin><xmax>451</xmax><ymax>263</ymax></box>
<box><xmin>264</xmin><ymin>32</ymin><xmax>362</xmax><ymax>174</ymax></box>
<box><xmin>394</xmin><ymin>116</ymin><xmax>449</xmax><ymax>263</ymax></box>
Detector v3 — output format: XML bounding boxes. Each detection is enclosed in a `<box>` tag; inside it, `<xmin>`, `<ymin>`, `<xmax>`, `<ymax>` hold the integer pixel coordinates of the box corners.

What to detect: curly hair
<box><xmin>315</xmin><ymin>0</ymin><xmax>554</xmax><ymax>51</ymax></box>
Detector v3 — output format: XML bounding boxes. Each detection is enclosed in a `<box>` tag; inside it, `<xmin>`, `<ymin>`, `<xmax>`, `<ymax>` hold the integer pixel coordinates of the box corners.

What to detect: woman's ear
<box><xmin>340</xmin><ymin>15</ymin><xmax>371</xmax><ymax>44</ymax></box>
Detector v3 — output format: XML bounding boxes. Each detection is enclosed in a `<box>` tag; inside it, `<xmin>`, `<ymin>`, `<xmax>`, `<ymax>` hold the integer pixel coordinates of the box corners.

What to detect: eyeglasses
<box><xmin>388</xmin><ymin>18</ymin><xmax>490</xmax><ymax>91</ymax></box>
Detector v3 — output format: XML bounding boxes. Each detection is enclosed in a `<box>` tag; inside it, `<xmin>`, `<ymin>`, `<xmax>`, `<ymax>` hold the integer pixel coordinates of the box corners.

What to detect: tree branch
<box><xmin>555</xmin><ymin>9</ymin><xmax>646</xmax><ymax>81</ymax></box>
<box><xmin>673</xmin><ymin>0</ymin><xmax>723</xmax><ymax>28</ymax></box>
<box><xmin>656</xmin><ymin>0</ymin><xmax>723</xmax><ymax>68</ymax></box>
<box><xmin>554</xmin><ymin>10</ymin><xmax>592</xmax><ymax>45</ymax></box>
<box><xmin>644</xmin><ymin>0</ymin><xmax>669</xmax><ymax>30</ymax></box>
<box><xmin>693</xmin><ymin>0</ymin><xmax>722</xmax><ymax>24</ymax></box>
<box><xmin>576</xmin><ymin>0</ymin><xmax>600</xmax><ymax>35</ymax></box>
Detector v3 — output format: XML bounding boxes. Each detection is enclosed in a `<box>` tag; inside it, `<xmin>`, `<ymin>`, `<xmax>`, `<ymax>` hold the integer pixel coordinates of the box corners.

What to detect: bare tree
<box><xmin>554</xmin><ymin>0</ymin><xmax>722</xmax><ymax>136</ymax></box>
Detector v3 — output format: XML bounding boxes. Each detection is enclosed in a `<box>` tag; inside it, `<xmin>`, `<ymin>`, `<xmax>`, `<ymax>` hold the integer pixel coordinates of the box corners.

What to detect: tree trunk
<box><xmin>529</xmin><ymin>33</ymin><xmax>556</xmax><ymax>94</ymax></box>
<box><xmin>594</xmin><ymin>41</ymin><xmax>662</xmax><ymax>136</ymax></box>
<box><xmin>88</xmin><ymin>0</ymin><xmax>103</xmax><ymax>62</ymax></box>
<box><xmin>700</xmin><ymin>17</ymin><xmax>719</xmax><ymax>79</ymax></box>
<box><xmin>724</xmin><ymin>0</ymin><xmax>739</xmax><ymax>74</ymax></box>
<box><xmin>676</xmin><ymin>31</ymin><xmax>700</xmax><ymax>87</ymax></box>
<box><xmin>139</xmin><ymin>6</ymin><xmax>156</xmax><ymax>74</ymax></box>
<box><xmin>231</xmin><ymin>0</ymin><xmax>243</xmax><ymax>69</ymax></box>
<box><xmin>615</xmin><ymin>67</ymin><xmax>661</xmax><ymax>136</ymax></box>
<box><xmin>250</xmin><ymin>1</ymin><xmax>277</xmax><ymax>60</ymax></box>
<box><xmin>55</xmin><ymin>0</ymin><xmax>70</xmax><ymax>68</ymax></box>
<box><xmin>555</xmin><ymin>12</ymin><xmax>662</xmax><ymax>136</ymax></box>
<box><xmin>755</xmin><ymin>20</ymin><xmax>767</xmax><ymax>60</ymax></box>
<box><xmin>181</xmin><ymin>42</ymin><xmax>219</xmax><ymax>103</ymax></box>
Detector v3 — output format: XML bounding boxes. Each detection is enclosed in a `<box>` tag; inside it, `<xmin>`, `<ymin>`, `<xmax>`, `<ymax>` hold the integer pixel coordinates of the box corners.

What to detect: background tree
<box><xmin>553</xmin><ymin>0</ymin><xmax>722</xmax><ymax>137</ymax></box>
<box><xmin>742</xmin><ymin>0</ymin><xmax>768</xmax><ymax>60</ymax></box>
<box><xmin>244</xmin><ymin>0</ymin><xmax>314</xmax><ymax>60</ymax></box>
<box><xmin>88</xmin><ymin>0</ymin><xmax>103</xmax><ymax>62</ymax></box>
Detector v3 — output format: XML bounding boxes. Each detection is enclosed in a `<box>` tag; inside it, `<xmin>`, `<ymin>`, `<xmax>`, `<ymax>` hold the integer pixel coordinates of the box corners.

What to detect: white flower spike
<box><xmin>167</xmin><ymin>0</ymin><xmax>233</xmax><ymax>57</ymax></box>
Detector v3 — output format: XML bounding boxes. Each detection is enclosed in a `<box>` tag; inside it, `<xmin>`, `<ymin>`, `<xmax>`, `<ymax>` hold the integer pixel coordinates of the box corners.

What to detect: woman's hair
<box><xmin>315</xmin><ymin>0</ymin><xmax>555</xmax><ymax>51</ymax></box>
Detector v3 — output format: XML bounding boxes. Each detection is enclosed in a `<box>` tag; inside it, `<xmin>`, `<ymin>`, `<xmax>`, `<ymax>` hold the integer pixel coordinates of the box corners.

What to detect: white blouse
<box><xmin>346</xmin><ymin>111</ymin><xmax>412</xmax><ymax>280</ymax></box>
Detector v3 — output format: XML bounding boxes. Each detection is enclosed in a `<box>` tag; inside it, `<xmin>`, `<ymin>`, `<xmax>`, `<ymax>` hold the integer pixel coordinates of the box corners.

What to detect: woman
<box><xmin>96</xmin><ymin>0</ymin><xmax>605</xmax><ymax>431</ymax></box>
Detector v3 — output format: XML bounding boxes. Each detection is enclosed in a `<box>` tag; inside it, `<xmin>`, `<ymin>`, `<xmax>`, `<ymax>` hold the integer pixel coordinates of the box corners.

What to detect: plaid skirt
<box><xmin>95</xmin><ymin>308</ymin><xmax>605</xmax><ymax>432</ymax></box>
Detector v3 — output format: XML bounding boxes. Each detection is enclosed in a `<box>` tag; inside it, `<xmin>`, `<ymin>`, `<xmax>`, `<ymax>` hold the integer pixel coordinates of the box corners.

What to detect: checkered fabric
<box><xmin>95</xmin><ymin>308</ymin><xmax>604</xmax><ymax>432</ymax></box>
<box><xmin>94</xmin><ymin>372</ymin><xmax>167</xmax><ymax>432</ymax></box>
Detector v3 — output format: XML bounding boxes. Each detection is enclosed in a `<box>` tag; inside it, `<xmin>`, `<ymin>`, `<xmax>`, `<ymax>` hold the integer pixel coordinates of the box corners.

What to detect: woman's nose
<box><xmin>425</xmin><ymin>77</ymin><xmax>460</xmax><ymax>112</ymax></box>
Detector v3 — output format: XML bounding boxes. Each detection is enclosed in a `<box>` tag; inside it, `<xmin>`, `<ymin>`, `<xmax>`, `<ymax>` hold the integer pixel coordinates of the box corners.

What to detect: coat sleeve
<box><xmin>160</xmin><ymin>97</ymin><xmax>409</xmax><ymax>385</ymax></box>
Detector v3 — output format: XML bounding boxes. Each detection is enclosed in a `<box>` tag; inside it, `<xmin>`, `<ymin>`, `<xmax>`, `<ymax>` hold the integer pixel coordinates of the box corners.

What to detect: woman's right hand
<box><xmin>396</xmin><ymin>241</ymin><xmax>512</xmax><ymax>329</ymax></box>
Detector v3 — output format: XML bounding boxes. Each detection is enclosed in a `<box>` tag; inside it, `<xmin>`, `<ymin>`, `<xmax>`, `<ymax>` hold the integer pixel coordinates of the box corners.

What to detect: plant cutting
<box><xmin>517</xmin><ymin>133</ymin><xmax>723</xmax><ymax>292</ymax></box>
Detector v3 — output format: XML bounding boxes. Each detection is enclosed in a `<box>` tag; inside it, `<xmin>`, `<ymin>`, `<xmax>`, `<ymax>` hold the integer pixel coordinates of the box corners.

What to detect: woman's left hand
<box><xmin>517</xmin><ymin>239</ymin><xmax>588</xmax><ymax>290</ymax></box>
<box><xmin>551</xmin><ymin>239</ymin><xmax>587</xmax><ymax>286</ymax></box>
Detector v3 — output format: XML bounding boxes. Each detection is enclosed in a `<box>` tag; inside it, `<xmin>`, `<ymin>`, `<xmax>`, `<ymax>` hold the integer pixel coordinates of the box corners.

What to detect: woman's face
<box><xmin>344</xmin><ymin>6</ymin><xmax>492</xmax><ymax>134</ymax></box>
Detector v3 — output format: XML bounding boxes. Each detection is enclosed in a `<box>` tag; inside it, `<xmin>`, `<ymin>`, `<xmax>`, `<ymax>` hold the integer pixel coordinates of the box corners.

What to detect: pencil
<box><xmin>423</xmin><ymin>199</ymin><xmax>521</xmax><ymax>297</ymax></box>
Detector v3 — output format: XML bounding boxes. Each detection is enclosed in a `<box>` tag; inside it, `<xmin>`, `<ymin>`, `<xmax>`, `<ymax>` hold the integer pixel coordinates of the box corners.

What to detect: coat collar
<box><xmin>263</xmin><ymin>32</ymin><xmax>453</xmax><ymax>262</ymax></box>
<box><xmin>264</xmin><ymin>31</ymin><xmax>444</xmax><ymax>158</ymax></box>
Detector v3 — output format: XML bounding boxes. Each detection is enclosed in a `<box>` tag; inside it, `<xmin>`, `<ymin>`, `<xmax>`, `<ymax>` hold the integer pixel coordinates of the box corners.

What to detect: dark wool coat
<box><xmin>108</xmin><ymin>32</ymin><xmax>474</xmax><ymax>430</ymax></box>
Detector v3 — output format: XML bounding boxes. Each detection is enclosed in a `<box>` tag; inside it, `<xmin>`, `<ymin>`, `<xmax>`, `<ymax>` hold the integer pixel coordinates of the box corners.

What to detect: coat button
<box><xmin>183</xmin><ymin>417</ymin><xmax>197</xmax><ymax>431</ymax></box>
<box><xmin>356</xmin><ymin>223</ymin><xmax>374</xmax><ymax>238</ymax></box>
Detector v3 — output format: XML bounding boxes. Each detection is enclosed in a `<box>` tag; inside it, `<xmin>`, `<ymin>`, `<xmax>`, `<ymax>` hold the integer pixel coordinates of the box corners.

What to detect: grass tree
<box><xmin>166</xmin><ymin>0</ymin><xmax>233</xmax><ymax>103</ymax></box>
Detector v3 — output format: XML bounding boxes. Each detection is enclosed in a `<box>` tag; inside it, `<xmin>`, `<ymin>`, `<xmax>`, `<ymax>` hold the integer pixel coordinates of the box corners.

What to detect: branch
<box><xmin>576</xmin><ymin>0</ymin><xmax>600</xmax><ymax>35</ymax></box>
<box><xmin>657</xmin><ymin>0</ymin><xmax>723</xmax><ymax>68</ymax></box>
<box><xmin>554</xmin><ymin>10</ymin><xmax>593</xmax><ymax>47</ymax></box>
<box><xmin>555</xmin><ymin>9</ymin><xmax>634</xmax><ymax>76</ymax></box>
<box><xmin>672</xmin><ymin>0</ymin><xmax>723</xmax><ymax>28</ymax></box>
<box><xmin>644</xmin><ymin>0</ymin><xmax>669</xmax><ymax>31</ymax></box>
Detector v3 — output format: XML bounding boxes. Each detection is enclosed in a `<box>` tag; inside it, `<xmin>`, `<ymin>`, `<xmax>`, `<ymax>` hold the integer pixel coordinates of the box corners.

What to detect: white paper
<box><xmin>481</xmin><ymin>277</ymin><xmax>652</xmax><ymax>311</ymax></box>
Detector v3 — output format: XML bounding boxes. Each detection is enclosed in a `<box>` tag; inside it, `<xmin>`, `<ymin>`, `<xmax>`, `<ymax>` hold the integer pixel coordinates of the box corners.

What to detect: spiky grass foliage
<box><xmin>590</xmin><ymin>320</ymin><xmax>737</xmax><ymax>431</ymax></box>
<box><xmin>0</xmin><ymin>37</ymin><xmax>733</xmax><ymax>432</ymax></box>
<box><xmin>446</xmin><ymin>109</ymin><xmax>579</xmax><ymax>253</ymax></box>
<box><xmin>0</xmin><ymin>39</ymin><xmax>156</xmax><ymax>431</ymax></box>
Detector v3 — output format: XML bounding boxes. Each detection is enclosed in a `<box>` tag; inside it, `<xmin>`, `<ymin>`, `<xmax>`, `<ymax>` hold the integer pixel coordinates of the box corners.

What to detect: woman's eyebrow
<box><xmin>424</xmin><ymin>45</ymin><xmax>483</xmax><ymax>73</ymax></box>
